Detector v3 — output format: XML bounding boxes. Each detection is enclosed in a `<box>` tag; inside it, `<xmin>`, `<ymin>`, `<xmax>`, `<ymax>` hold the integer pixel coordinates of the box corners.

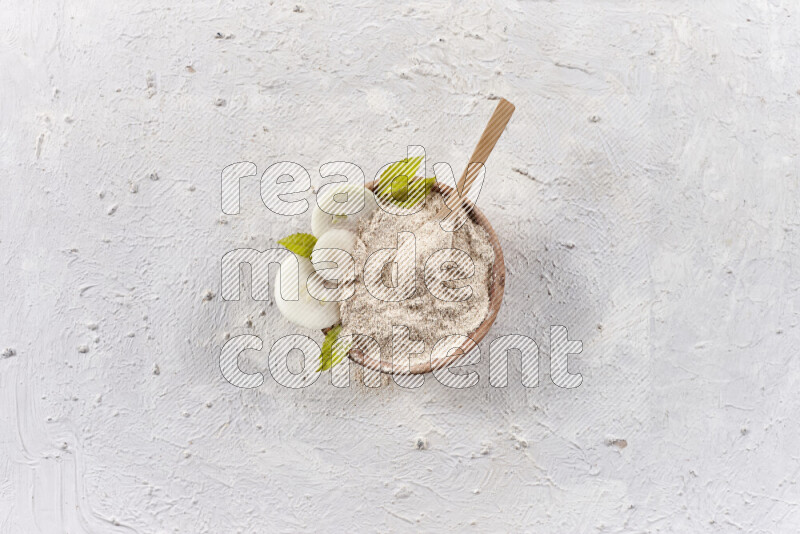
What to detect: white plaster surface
<box><xmin>2</xmin><ymin>0</ymin><xmax>800</xmax><ymax>532</ymax></box>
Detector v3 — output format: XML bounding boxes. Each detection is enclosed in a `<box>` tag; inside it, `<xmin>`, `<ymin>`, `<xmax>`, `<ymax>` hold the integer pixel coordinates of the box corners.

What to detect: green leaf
<box><xmin>316</xmin><ymin>324</ymin><xmax>350</xmax><ymax>372</ymax></box>
<box><xmin>376</xmin><ymin>156</ymin><xmax>424</xmax><ymax>199</ymax></box>
<box><xmin>392</xmin><ymin>177</ymin><xmax>436</xmax><ymax>209</ymax></box>
<box><xmin>277</xmin><ymin>233</ymin><xmax>317</xmax><ymax>258</ymax></box>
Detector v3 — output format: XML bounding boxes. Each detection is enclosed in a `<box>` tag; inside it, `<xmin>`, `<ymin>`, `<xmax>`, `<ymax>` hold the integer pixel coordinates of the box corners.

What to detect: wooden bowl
<box><xmin>326</xmin><ymin>181</ymin><xmax>506</xmax><ymax>375</ymax></box>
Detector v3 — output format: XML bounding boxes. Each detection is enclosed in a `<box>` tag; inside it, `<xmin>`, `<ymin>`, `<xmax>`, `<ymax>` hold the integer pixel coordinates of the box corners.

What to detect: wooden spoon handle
<box><xmin>455</xmin><ymin>98</ymin><xmax>515</xmax><ymax>195</ymax></box>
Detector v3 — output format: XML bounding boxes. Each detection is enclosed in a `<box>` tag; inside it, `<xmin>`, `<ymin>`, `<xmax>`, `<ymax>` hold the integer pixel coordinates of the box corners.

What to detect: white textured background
<box><xmin>2</xmin><ymin>1</ymin><xmax>800</xmax><ymax>532</ymax></box>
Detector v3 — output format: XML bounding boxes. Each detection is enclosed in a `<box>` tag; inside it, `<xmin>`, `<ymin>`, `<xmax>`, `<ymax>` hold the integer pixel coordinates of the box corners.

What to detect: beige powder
<box><xmin>339</xmin><ymin>191</ymin><xmax>494</xmax><ymax>370</ymax></box>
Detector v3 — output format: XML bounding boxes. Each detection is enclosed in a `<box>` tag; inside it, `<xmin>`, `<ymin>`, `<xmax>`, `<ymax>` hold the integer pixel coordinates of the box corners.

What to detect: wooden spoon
<box><xmin>437</xmin><ymin>98</ymin><xmax>515</xmax><ymax>217</ymax></box>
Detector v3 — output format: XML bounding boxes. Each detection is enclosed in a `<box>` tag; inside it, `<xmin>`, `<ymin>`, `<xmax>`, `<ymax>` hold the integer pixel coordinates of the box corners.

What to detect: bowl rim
<box><xmin>325</xmin><ymin>180</ymin><xmax>506</xmax><ymax>375</ymax></box>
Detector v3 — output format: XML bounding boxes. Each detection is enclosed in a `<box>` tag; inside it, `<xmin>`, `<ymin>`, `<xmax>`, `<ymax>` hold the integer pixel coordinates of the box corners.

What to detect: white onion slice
<box><xmin>274</xmin><ymin>254</ymin><xmax>340</xmax><ymax>329</ymax></box>
<box><xmin>311</xmin><ymin>229</ymin><xmax>357</xmax><ymax>282</ymax></box>
<box><xmin>311</xmin><ymin>184</ymin><xmax>377</xmax><ymax>237</ymax></box>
